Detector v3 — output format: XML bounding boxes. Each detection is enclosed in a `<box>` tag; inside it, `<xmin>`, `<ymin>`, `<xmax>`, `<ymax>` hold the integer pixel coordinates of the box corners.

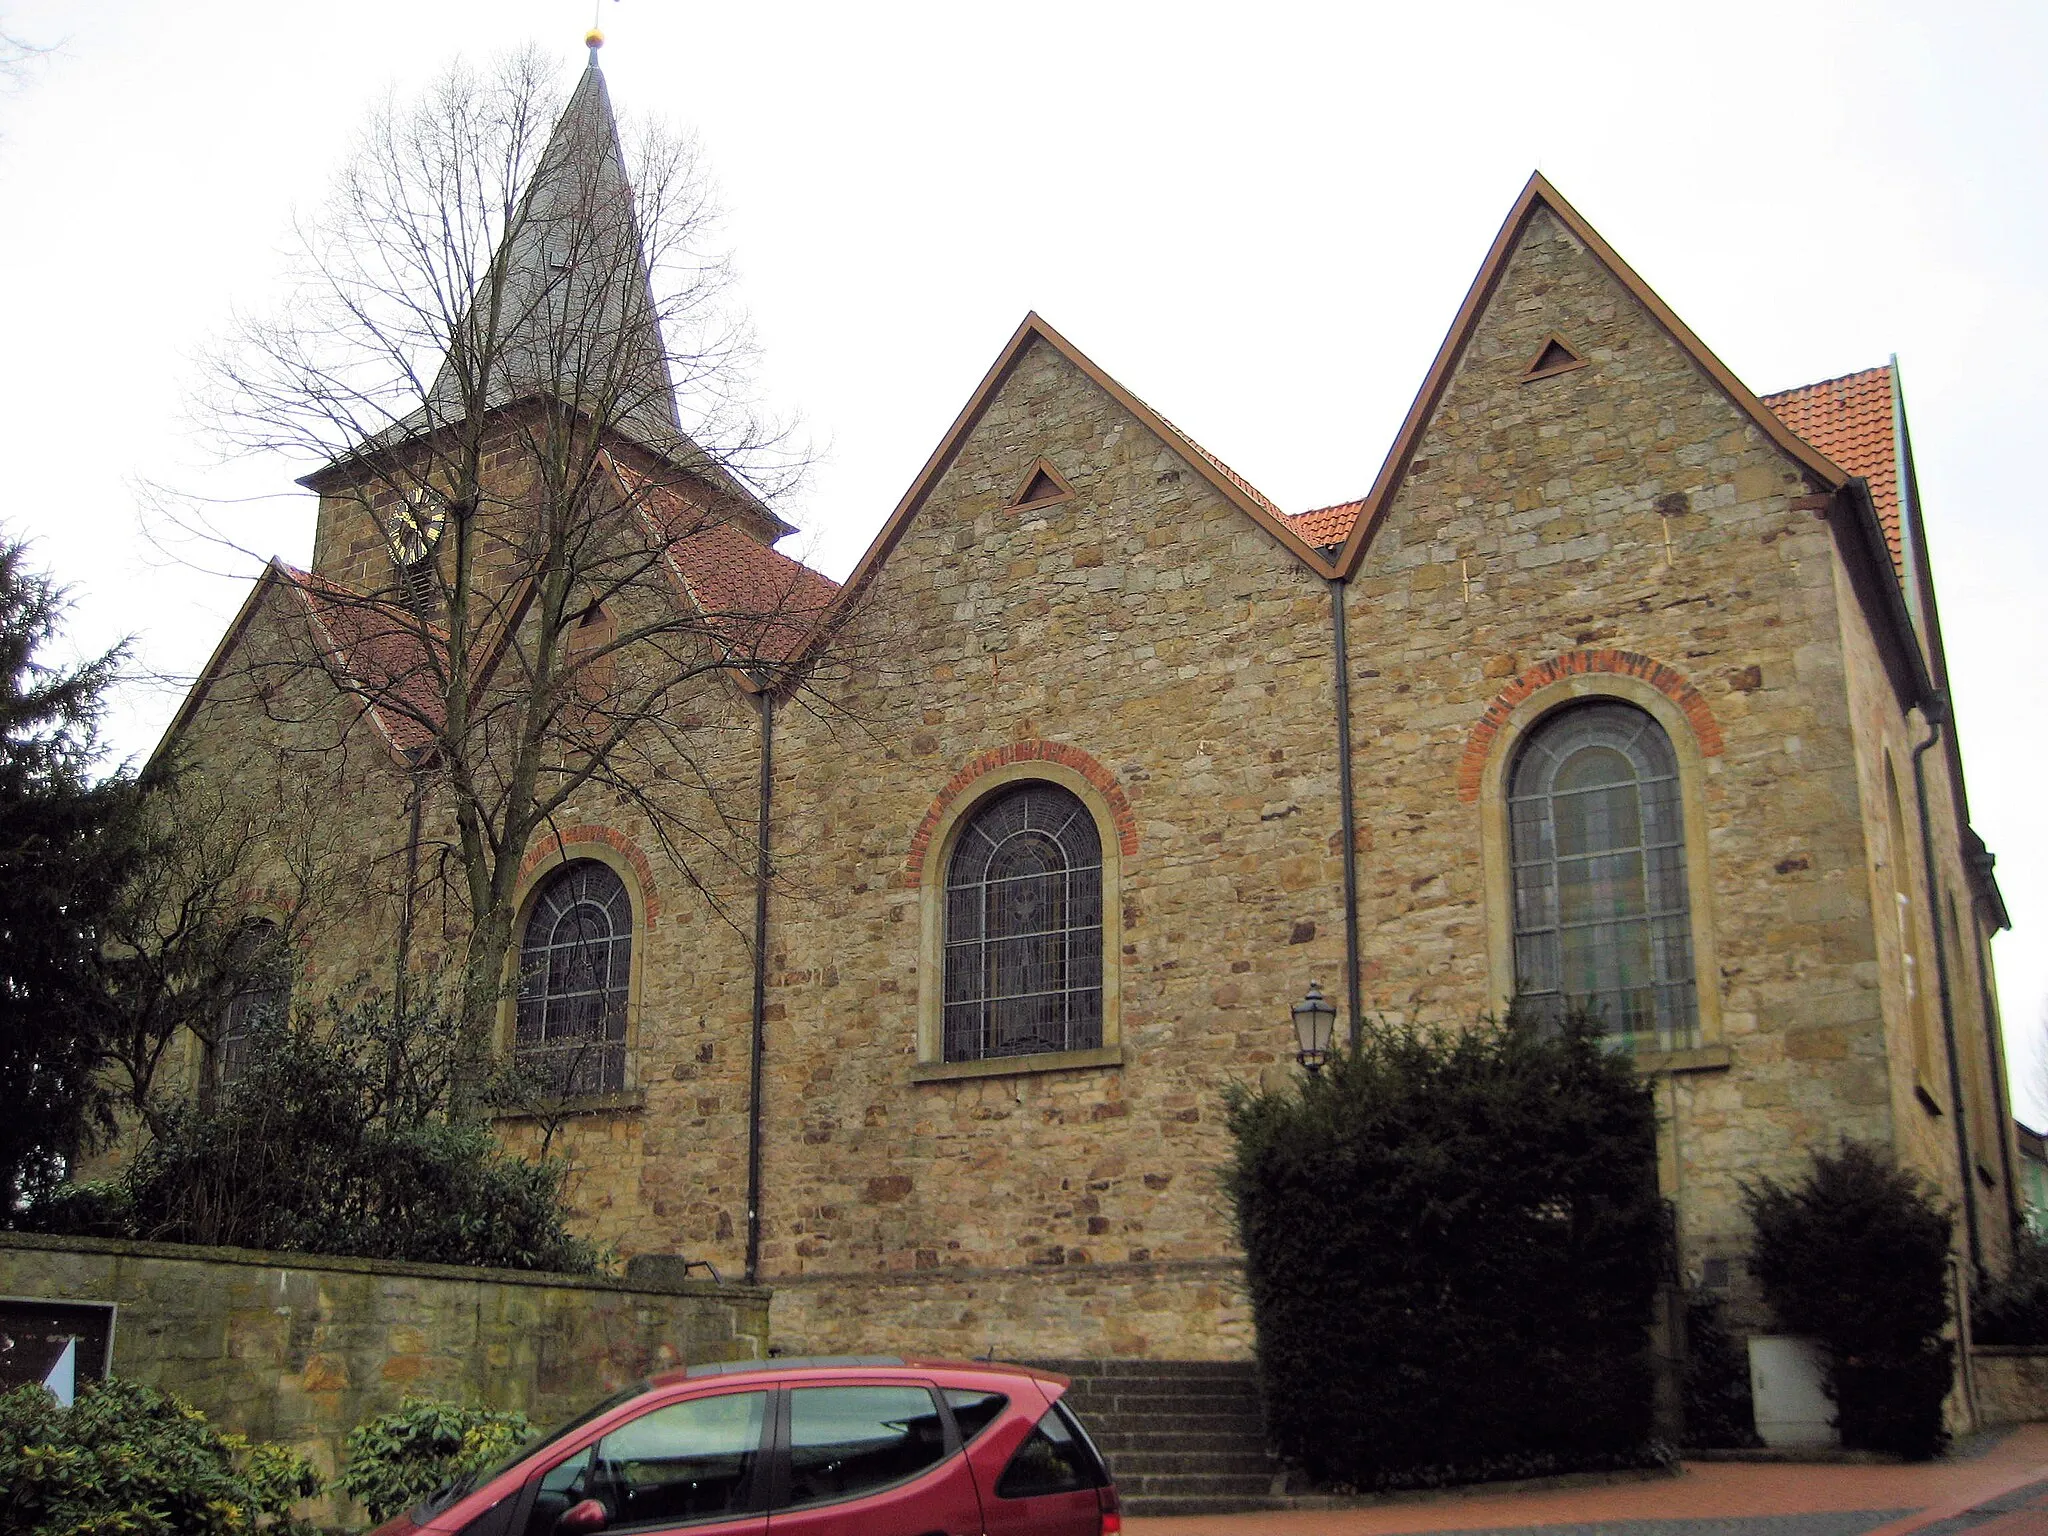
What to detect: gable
<box><xmin>1331</xmin><ymin>174</ymin><xmax>1848</xmax><ymax>577</ymax></box>
<box><xmin>821</xmin><ymin>315</ymin><xmax>1335</xmax><ymax>643</ymax></box>
<box><xmin>153</xmin><ymin>563</ymin><xmax>427</xmax><ymax>773</ymax></box>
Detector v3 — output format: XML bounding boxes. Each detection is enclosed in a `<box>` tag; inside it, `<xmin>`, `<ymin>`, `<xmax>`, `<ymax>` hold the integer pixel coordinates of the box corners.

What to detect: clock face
<box><xmin>386</xmin><ymin>488</ymin><xmax>446</xmax><ymax>565</ymax></box>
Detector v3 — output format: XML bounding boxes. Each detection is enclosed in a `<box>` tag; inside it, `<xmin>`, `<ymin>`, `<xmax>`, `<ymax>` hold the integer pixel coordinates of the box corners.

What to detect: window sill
<box><xmin>1633</xmin><ymin>1043</ymin><xmax>1731</xmax><ymax>1076</ymax></box>
<box><xmin>911</xmin><ymin>1045</ymin><xmax>1124</xmax><ymax>1084</ymax></box>
<box><xmin>491</xmin><ymin>1087</ymin><xmax>647</xmax><ymax>1122</ymax></box>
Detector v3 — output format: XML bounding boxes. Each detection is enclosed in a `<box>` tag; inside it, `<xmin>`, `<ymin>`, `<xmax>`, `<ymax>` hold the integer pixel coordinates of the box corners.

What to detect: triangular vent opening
<box><xmin>1523</xmin><ymin>335</ymin><xmax>1585</xmax><ymax>379</ymax></box>
<box><xmin>1009</xmin><ymin>460</ymin><xmax>1074</xmax><ymax>509</ymax></box>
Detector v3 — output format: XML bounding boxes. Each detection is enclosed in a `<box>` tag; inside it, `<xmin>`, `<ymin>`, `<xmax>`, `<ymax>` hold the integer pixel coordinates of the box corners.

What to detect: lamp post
<box><xmin>1291</xmin><ymin>982</ymin><xmax>1337</xmax><ymax>1076</ymax></box>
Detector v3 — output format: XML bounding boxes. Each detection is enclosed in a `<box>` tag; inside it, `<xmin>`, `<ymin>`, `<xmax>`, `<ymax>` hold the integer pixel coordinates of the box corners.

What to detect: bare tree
<box><xmin>96</xmin><ymin>759</ymin><xmax>353</xmax><ymax>1137</ymax></box>
<box><xmin>188</xmin><ymin>48</ymin><xmax>834</xmax><ymax>1085</ymax></box>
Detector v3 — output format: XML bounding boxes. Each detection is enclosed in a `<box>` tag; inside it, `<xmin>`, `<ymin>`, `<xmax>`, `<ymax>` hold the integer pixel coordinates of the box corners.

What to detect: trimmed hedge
<box><xmin>1744</xmin><ymin>1140</ymin><xmax>1955</xmax><ymax>1459</ymax></box>
<box><xmin>1224</xmin><ymin>1012</ymin><xmax>1668</xmax><ymax>1490</ymax></box>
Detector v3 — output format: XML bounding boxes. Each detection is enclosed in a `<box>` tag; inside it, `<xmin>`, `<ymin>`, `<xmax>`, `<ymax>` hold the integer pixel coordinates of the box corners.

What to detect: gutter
<box><xmin>1329</xmin><ymin>575</ymin><xmax>1365</xmax><ymax>1051</ymax></box>
<box><xmin>1913</xmin><ymin>702</ymin><xmax>1981</xmax><ymax>1278</ymax></box>
<box><xmin>745</xmin><ymin>689</ymin><xmax>774</xmax><ymax>1285</ymax></box>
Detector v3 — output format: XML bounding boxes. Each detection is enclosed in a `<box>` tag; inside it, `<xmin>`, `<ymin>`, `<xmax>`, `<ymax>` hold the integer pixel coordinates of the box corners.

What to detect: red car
<box><xmin>370</xmin><ymin>1355</ymin><xmax>1122</xmax><ymax>1536</ymax></box>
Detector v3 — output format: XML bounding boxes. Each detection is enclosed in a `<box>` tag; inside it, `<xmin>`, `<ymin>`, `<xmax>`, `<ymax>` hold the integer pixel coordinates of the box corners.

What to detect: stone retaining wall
<box><xmin>1973</xmin><ymin>1346</ymin><xmax>2048</xmax><ymax>1427</ymax></box>
<box><xmin>0</xmin><ymin>1232</ymin><xmax>769</xmax><ymax>1526</ymax></box>
<box><xmin>768</xmin><ymin>1257</ymin><xmax>1252</xmax><ymax>1361</ymax></box>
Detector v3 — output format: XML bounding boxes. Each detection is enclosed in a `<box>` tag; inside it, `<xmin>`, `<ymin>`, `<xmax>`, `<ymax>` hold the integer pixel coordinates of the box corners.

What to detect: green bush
<box><xmin>1224</xmin><ymin>1010</ymin><xmax>1668</xmax><ymax>1490</ymax></box>
<box><xmin>1744</xmin><ymin>1140</ymin><xmax>1955</xmax><ymax>1459</ymax></box>
<box><xmin>1681</xmin><ymin>1292</ymin><xmax>1761</xmax><ymax>1449</ymax></box>
<box><xmin>336</xmin><ymin>1396</ymin><xmax>534</xmax><ymax>1522</ymax></box>
<box><xmin>22</xmin><ymin>993</ymin><xmax>599</xmax><ymax>1273</ymax></box>
<box><xmin>0</xmin><ymin>1376</ymin><xmax>320</xmax><ymax>1536</ymax></box>
<box><xmin>1974</xmin><ymin>1229</ymin><xmax>2048</xmax><ymax>1346</ymax></box>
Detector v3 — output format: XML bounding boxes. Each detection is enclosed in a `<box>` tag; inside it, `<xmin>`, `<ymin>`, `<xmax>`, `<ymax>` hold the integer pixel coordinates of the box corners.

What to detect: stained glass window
<box><xmin>1509</xmin><ymin>702</ymin><xmax>1698</xmax><ymax>1050</ymax></box>
<box><xmin>516</xmin><ymin>860</ymin><xmax>632</xmax><ymax>1093</ymax></box>
<box><xmin>215</xmin><ymin>920</ymin><xmax>288</xmax><ymax>1089</ymax></box>
<box><xmin>943</xmin><ymin>784</ymin><xmax>1104</xmax><ymax>1062</ymax></box>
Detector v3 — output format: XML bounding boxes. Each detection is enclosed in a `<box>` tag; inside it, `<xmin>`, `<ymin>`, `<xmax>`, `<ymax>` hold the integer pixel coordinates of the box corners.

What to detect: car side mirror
<box><xmin>556</xmin><ymin>1499</ymin><xmax>610</xmax><ymax>1534</ymax></box>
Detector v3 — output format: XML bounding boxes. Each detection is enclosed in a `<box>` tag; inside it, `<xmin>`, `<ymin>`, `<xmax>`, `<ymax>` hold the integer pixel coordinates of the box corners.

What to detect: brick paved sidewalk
<box><xmin>1125</xmin><ymin>1424</ymin><xmax>2048</xmax><ymax>1536</ymax></box>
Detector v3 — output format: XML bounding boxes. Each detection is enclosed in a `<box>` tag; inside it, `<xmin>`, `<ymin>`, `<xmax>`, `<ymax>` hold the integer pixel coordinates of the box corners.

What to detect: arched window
<box><xmin>1509</xmin><ymin>701</ymin><xmax>1698</xmax><ymax>1049</ymax></box>
<box><xmin>516</xmin><ymin>860</ymin><xmax>633</xmax><ymax>1094</ymax></box>
<box><xmin>943</xmin><ymin>783</ymin><xmax>1104</xmax><ymax>1062</ymax></box>
<box><xmin>215</xmin><ymin>920</ymin><xmax>288</xmax><ymax>1090</ymax></box>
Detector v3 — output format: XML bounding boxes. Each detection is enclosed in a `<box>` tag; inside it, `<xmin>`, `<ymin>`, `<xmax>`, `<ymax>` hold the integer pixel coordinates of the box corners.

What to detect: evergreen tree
<box><xmin>0</xmin><ymin>533</ymin><xmax>137</xmax><ymax>1208</ymax></box>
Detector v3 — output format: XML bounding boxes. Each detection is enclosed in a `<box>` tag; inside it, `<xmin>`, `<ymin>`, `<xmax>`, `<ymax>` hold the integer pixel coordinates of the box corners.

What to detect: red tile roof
<box><xmin>1274</xmin><ymin>367</ymin><xmax>1903</xmax><ymax>574</ymax></box>
<box><xmin>1289</xmin><ymin>498</ymin><xmax>1365</xmax><ymax>549</ymax></box>
<box><xmin>607</xmin><ymin>457</ymin><xmax>840</xmax><ymax>668</ymax></box>
<box><xmin>283</xmin><ymin>564</ymin><xmax>445</xmax><ymax>753</ymax></box>
<box><xmin>1763</xmin><ymin>366</ymin><xmax>1901</xmax><ymax>576</ymax></box>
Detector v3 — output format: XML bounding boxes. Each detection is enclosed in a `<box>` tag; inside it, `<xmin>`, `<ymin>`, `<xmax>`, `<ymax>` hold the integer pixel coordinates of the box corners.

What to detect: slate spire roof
<box><xmin>417</xmin><ymin>55</ymin><xmax>684</xmax><ymax>454</ymax></box>
<box><xmin>321</xmin><ymin>55</ymin><xmax>778</xmax><ymax>527</ymax></box>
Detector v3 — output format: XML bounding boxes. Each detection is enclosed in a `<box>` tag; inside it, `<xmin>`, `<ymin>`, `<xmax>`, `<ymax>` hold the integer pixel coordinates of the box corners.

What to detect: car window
<box><xmin>522</xmin><ymin>1446</ymin><xmax>594</xmax><ymax>1536</ymax></box>
<box><xmin>784</xmin><ymin>1385</ymin><xmax>949</xmax><ymax>1508</ymax></box>
<box><xmin>942</xmin><ymin>1389</ymin><xmax>1009</xmax><ymax>1445</ymax></box>
<box><xmin>524</xmin><ymin>1392</ymin><xmax>768</xmax><ymax>1535</ymax></box>
<box><xmin>419</xmin><ymin>1382</ymin><xmax>650</xmax><ymax>1525</ymax></box>
<box><xmin>595</xmin><ymin>1392</ymin><xmax>768</xmax><ymax>1530</ymax></box>
<box><xmin>994</xmin><ymin>1403</ymin><xmax>1108</xmax><ymax>1500</ymax></box>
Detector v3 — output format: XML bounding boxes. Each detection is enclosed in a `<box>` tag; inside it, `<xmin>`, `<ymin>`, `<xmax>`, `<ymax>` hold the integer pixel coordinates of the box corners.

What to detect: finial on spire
<box><xmin>586</xmin><ymin>0</ymin><xmax>607</xmax><ymax>63</ymax></box>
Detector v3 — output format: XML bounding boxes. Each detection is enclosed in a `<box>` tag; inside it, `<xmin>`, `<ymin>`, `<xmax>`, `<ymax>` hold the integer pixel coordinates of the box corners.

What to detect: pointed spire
<box><xmin>314</xmin><ymin>44</ymin><xmax>786</xmax><ymax>536</ymax></box>
<box><xmin>418</xmin><ymin>52</ymin><xmax>685</xmax><ymax>455</ymax></box>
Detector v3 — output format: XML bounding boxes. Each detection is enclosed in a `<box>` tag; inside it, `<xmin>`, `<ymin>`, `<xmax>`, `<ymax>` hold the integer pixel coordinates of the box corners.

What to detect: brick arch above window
<box><xmin>1457</xmin><ymin>649</ymin><xmax>1723</xmax><ymax>804</ymax></box>
<box><xmin>518</xmin><ymin>824</ymin><xmax>661</xmax><ymax>923</ymax></box>
<box><xmin>908</xmin><ymin>741</ymin><xmax>1138</xmax><ymax>887</ymax></box>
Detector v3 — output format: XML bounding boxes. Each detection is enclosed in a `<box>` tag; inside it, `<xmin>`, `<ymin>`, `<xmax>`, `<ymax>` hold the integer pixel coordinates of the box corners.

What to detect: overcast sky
<box><xmin>3</xmin><ymin>1</ymin><xmax>2043</xmax><ymax>1112</ymax></box>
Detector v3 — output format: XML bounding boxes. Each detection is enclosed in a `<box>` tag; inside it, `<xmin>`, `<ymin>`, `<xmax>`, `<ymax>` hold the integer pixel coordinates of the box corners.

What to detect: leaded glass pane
<box><xmin>1508</xmin><ymin>702</ymin><xmax>1698</xmax><ymax>1051</ymax></box>
<box><xmin>215</xmin><ymin>920</ymin><xmax>289</xmax><ymax>1090</ymax></box>
<box><xmin>942</xmin><ymin>783</ymin><xmax>1105</xmax><ymax>1062</ymax></box>
<box><xmin>516</xmin><ymin>860</ymin><xmax>632</xmax><ymax>1093</ymax></box>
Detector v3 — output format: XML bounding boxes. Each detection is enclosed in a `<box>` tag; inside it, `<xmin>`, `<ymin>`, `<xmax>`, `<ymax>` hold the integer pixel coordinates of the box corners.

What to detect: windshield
<box><xmin>408</xmin><ymin>1381</ymin><xmax>650</xmax><ymax>1523</ymax></box>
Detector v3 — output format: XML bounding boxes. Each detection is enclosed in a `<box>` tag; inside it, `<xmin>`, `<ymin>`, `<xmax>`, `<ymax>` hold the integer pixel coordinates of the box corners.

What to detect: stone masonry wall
<box><xmin>758</xmin><ymin>335</ymin><xmax>1345</xmax><ymax>1355</ymax></box>
<box><xmin>1334</xmin><ymin>206</ymin><xmax>1912</xmax><ymax>1324</ymax></box>
<box><xmin>1831</xmin><ymin>525</ymin><xmax>2019</xmax><ymax>1277</ymax></box>
<box><xmin>0</xmin><ymin>1232</ymin><xmax>767</xmax><ymax>1527</ymax></box>
<box><xmin>161</xmin><ymin>200</ymin><xmax>2016</xmax><ymax>1367</ymax></box>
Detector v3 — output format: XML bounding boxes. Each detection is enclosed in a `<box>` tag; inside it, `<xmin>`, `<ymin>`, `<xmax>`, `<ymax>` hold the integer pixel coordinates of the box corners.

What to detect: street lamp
<box><xmin>1291</xmin><ymin>982</ymin><xmax>1337</xmax><ymax>1076</ymax></box>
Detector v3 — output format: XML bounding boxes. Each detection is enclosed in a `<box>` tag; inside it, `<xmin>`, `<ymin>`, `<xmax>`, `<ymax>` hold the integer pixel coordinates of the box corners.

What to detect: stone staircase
<box><xmin>1029</xmin><ymin>1358</ymin><xmax>1285</xmax><ymax>1517</ymax></box>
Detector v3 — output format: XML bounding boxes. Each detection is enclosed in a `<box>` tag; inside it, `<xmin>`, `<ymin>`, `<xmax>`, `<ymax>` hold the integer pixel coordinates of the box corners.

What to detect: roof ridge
<box><xmin>1292</xmin><ymin>497</ymin><xmax>1367</xmax><ymax>520</ymax></box>
<box><xmin>1138</xmin><ymin>402</ymin><xmax>1287</xmax><ymax>520</ymax></box>
<box><xmin>1761</xmin><ymin>363</ymin><xmax>1891</xmax><ymax>402</ymax></box>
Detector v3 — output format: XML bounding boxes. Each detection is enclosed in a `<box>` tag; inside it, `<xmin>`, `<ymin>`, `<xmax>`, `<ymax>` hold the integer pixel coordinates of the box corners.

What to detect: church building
<box><xmin>161</xmin><ymin>52</ymin><xmax>2018</xmax><ymax>1372</ymax></box>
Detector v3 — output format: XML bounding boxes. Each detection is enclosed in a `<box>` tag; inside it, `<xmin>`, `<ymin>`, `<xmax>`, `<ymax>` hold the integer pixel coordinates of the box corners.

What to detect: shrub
<box><xmin>337</xmin><ymin>1396</ymin><xmax>534</xmax><ymax>1522</ymax></box>
<box><xmin>0</xmin><ymin>1376</ymin><xmax>320</xmax><ymax>1536</ymax></box>
<box><xmin>1974</xmin><ymin>1229</ymin><xmax>2048</xmax><ymax>1346</ymax></box>
<box><xmin>1681</xmin><ymin>1292</ymin><xmax>1761</xmax><ymax>1449</ymax></box>
<box><xmin>1224</xmin><ymin>1010</ymin><xmax>1668</xmax><ymax>1490</ymax></box>
<box><xmin>1744</xmin><ymin>1140</ymin><xmax>1955</xmax><ymax>1459</ymax></box>
<box><xmin>22</xmin><ymin>992</ymin><xmax>600</xmax><ymax>1273</ymax></box>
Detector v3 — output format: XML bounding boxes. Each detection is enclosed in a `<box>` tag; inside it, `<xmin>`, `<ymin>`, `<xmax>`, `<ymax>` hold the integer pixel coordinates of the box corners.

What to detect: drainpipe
<box><xmin>1328</xmin><ymin>576</ymin><xmax>1364</xmax><ymax>1053</ymax></box>
<box><xmin>1913</xmin><ymin>699</ymin><xmax>1981</xmax><ymax>1278</ymax></box>
<box><xmin>745</xmin><ymin>689</ymin><xmax>774</xmax><ymax>1286</ymax></box>
<box><xmin>394</xmin><ymin>752</ymin><xmax>426</xmax><ymax>1015</ymax></box>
